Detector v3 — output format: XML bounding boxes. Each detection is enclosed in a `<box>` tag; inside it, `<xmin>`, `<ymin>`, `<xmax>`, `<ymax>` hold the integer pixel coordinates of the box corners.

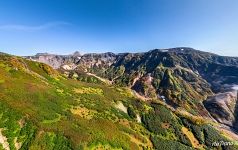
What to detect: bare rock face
<box><xmin>204</xmin><ymin>90</ymin><xmax>238</xmax><ymax>126</ymax></box>
<box><xmin>27</xmin><ymin>52</ymin><xmax>116</xmax><ymax>71</ymax></box>
<box><xmin>37</xmin><ymin>55</ymin><xmax>63</xmax><ymax>69</ymax></box>
<box><xmin>132</xmin><ymin>73</ymin><xmax>157</xmax><ymax>99</ymax></box>
<box><xmin>76</xmin><ymin>52</ymin><xmax>116</xmax><ymax>71</ymax></box>
<box><xmin>28</xmin><ymin>52</ymin><xmax>82</xmax><ymax>69</ymax></box>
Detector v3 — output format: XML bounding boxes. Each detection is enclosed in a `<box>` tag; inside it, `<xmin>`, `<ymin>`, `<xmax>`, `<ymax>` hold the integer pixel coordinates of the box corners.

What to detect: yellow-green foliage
<box><xmin>0</xmin><ymin>54</ymin><xmax>152</xmax><ymax>149</ymax></box>
<box><xmin>71</xmin><ymin>106</ymin><xmax>97</xmax><ymax>119</ymax></box>
<box><xmin>38</xmin><ymin>63</ymin><xmax>58</xmax><ymax>76</ymax></box>
<box><xmin>42</xmin><ymin>113</ymin><xmax>62</xmax><ymax>124</ymax></box>
<box><xmin>9</xmin><ymin>57</ymin><xmax>27</xmax><ymax>70</ymax></box>
<box><xmin>0</xmin><ymin>53</ymin><xmax>234</xmax><ymax>150</ymax></box>
<box><xmin>24</xmin><ymin>59</ymin><xmax>59</xmax><ymax>79</ymax></box>
<box><xmin>0</xmin><ymin>79</ymin><xmax>4</xmax><ymax>83</ymax></box>
<box><xmin>74</xmin><ymin>87</ymin><xmax>103</xmax><ymax>95</ymax></box>
<box><xmin>116</xmin><ymin>87</ymin><xmax>133</xmax><ymax>98</ymax></box>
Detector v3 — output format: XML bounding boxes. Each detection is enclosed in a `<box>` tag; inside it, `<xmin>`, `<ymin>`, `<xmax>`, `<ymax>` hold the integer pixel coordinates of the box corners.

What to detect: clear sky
<box><xmin>0</xmin><ymin>0</ymin><xmax>238</xmax><ymax>56</ymax></box>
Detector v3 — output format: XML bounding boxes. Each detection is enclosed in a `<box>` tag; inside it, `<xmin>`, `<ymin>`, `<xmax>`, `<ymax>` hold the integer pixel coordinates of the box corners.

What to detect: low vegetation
<box><xmin>0</xmin><ymin>53</ymin><xmax>237</xmax><ymax>150</ymax></box>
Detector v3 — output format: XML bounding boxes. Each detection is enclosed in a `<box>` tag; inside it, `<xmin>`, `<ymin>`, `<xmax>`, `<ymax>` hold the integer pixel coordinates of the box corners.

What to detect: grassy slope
<box><xmin>0</xmin><ymin>53</ymin><xmax>237</xmax><ymax>150</ymax></box>
<box><xmin>0</xmin><ymin>54</ymin><xmax>152</xmax><ymax>150</ymax></box>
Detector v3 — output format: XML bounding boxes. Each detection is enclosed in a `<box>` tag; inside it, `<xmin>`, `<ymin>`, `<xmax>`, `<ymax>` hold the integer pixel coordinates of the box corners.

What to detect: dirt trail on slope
<box><xmin>86</xmin><ymin>73</ymin><xmax>112</xmax><ymax>85</ymax></box>
<box><xmin>132</xmin><ymin>90</ymin><xmax>151</xmax><ymax>101</ymax></box>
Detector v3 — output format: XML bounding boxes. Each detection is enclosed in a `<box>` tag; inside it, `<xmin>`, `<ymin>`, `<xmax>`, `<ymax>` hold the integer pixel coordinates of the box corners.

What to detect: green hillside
<box><xmin>0</xmin><ymin>53</ymin><xmax>237</xmax><ymax>150</ymax></box>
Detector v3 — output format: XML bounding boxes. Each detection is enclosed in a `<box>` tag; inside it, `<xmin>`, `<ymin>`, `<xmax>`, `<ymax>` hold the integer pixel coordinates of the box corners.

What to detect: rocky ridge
<box><xmin>27</xmin><ymin>47</ymin><xmax>238</xmax><ymax>130</ymax></box>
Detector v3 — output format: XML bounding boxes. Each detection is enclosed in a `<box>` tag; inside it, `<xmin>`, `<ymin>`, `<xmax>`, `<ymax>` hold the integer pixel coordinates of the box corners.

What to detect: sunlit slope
<box><xmin>0</xmin><ymin>53</ymin><xmax>153</xmax><ymax>150</ymax></box>
<box><xmin>0</xmin><ymin>53</ymin><xmax>237</xmax><ymax>150</ymax></box>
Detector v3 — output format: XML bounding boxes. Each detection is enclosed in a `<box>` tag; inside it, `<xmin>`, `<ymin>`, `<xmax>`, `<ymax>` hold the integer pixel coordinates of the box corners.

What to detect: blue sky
<box><xmin>0</xmin><ymin>0</ymin><xmax>238</xmax><ymax>56</ymax></box>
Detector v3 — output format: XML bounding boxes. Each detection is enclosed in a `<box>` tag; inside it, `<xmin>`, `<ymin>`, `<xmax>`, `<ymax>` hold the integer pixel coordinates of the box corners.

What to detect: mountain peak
<box><xmin>72</xmin><ymin>51</ymin><xmax>81</xmax><ymax>56</ymax></box>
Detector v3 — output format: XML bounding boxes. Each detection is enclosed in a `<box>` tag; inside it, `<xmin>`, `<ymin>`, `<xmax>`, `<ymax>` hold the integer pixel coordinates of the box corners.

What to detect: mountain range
<box><xmin>0</xmin><ymin>47</ymin><xmax>238</xmax><ymax>150</ymax></box>
<box><xmin>27</xmin><ymin>47</ymin><xmax>238</xmax><ymax>126</ymax></box>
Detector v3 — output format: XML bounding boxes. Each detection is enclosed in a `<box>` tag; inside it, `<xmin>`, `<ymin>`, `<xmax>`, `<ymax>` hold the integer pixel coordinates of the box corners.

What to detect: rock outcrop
<box><xmin>204</xmin><ymin>90</ymin><xmax>238</xmax><ymax>126</ymax></box>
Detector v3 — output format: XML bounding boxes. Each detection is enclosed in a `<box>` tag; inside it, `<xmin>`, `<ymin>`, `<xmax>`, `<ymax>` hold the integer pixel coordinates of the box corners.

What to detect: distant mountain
<box><xmin>27</xmin><ymin>48</ymin><xmax>238</xmax><ymax>92</ymax></box>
